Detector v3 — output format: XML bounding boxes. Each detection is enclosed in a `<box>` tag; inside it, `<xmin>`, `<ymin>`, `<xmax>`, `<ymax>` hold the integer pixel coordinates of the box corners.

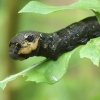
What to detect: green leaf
<box><xmin>19</xmin><ymin>1</ymin><xmax>67</xmax><ymax>14</ymax></box>
<box><xmin>93</xmin><ymin>11</ymin><xmax>100</xmax><ymax>24</ymax></box>
<box><xmin>19</xmin><ymin>0</ymin><xmax>100</xmax><ymax>14</ymax></box>
<box><xmin>0</xmin><ymin>49</ymin><xmax>75</xmax><ymax>89</ymax></box>
<box><xmin>0</xmin><ymin>61</ymin><xmax>45</xmax><ymax>90</ymax></box>
<box><xmin>25</xmin><ymin>51</ymin><xmax>73</xmax><ymax>83</ymax></box>
<box><xmin>80</xmin><ymin>37</ymin><xmax>100</xmax><ymax>66</ymax></box>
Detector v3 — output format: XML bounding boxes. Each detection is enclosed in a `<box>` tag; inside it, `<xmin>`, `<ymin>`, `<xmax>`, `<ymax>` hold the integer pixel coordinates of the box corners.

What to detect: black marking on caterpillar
<box><xmin>9</xmin><ymin>16</ymin><xmax>100</xmax><ymax>61</ymax></box>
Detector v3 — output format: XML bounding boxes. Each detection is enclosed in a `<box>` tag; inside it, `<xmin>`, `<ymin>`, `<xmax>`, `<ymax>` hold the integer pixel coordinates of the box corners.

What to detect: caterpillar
<box><xmin>9</xmin><ymin>16</ymin><xmax>100</xmax><ymax>61</ymax></box>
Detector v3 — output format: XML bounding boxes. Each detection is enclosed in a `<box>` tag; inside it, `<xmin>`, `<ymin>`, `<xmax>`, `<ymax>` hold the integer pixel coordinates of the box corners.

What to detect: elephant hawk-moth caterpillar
<box><xmin>9</xmin><ymin>16</ymin><xmax>100</xmax><ymax>61</ymax></box>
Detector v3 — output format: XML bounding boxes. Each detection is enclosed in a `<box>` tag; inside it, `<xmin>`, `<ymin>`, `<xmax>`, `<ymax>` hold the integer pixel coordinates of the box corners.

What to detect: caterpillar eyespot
<box><xmin>9</xmin><ymin>16</ymin><xmax>100</xmax><ymax>61</ymax></box>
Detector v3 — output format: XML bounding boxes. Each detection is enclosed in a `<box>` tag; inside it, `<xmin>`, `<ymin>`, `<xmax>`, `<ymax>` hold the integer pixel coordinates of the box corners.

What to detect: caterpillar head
<box><xmin>9</xmin><ymin>31</ymin><xmax>40</xmax><ymax>60</ymax></box>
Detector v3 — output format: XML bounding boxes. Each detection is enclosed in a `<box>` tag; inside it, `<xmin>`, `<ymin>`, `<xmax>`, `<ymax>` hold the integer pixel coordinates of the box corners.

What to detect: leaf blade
<box><xmin>0</xmin><ymin>49</ymin><xmax>75</xmax><ymax>89</ymax></box>
<box><xmin>25</xmin><ymin>51</ymin><xmax>74</xmax><ymax>84</ymax></box>
<box><xmin>0</xmin><ymin>60</ymin><xmax>45</xmax><ymax>89</ymax></box>
<box><xmin>80</xmin><ymin>37</ymin><xmax>100</xmax><ymax>66</ymax></box>
<box><xmin>19</xmin><ymin>0</ymin><xmax>100</xmax><ymax>14</ymax></box>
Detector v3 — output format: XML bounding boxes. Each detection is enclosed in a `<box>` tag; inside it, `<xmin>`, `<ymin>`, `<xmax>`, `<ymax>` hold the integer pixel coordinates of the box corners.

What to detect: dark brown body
<box><xmin>9</xmin><ymin>16</ymin><xmax>100</xmax><ymax>60</ymax></box>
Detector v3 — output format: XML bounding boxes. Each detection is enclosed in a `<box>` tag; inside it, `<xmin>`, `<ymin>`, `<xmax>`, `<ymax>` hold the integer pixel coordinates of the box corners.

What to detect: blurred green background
<box><xmin>0</xmin><ymin>0</ymin><xmax>100</xmax><ymax>100</ymax></box>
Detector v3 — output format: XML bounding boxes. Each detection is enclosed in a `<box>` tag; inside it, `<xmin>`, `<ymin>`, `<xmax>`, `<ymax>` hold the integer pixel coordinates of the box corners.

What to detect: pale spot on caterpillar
<box><xmin>18</xmin><ymin>37</ymin><xmax>39</xmax><ymax>55</ymax></box>
<box><xmin>43</xmin><ymin>44</ymin><xmax>48</xmax><ymax>48</ymax></box>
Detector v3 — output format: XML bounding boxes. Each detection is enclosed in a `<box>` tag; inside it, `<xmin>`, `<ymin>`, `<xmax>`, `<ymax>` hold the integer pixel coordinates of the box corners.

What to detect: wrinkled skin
<box><xmin>9</xmin><ymin>16</ymin><xmax>100</xmax><ymax>60</ymax></box>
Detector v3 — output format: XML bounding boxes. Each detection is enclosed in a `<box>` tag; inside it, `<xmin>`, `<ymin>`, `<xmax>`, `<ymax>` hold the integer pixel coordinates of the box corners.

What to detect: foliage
<box><xmin>80</xmin><ymin>37</ymin><xmax>100</xmax><ymax>66</ymax></box>
<box><xmin>0</xmin><ymin>0</ymin><xmax>100</xmax><ymax>89</ymax></box>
